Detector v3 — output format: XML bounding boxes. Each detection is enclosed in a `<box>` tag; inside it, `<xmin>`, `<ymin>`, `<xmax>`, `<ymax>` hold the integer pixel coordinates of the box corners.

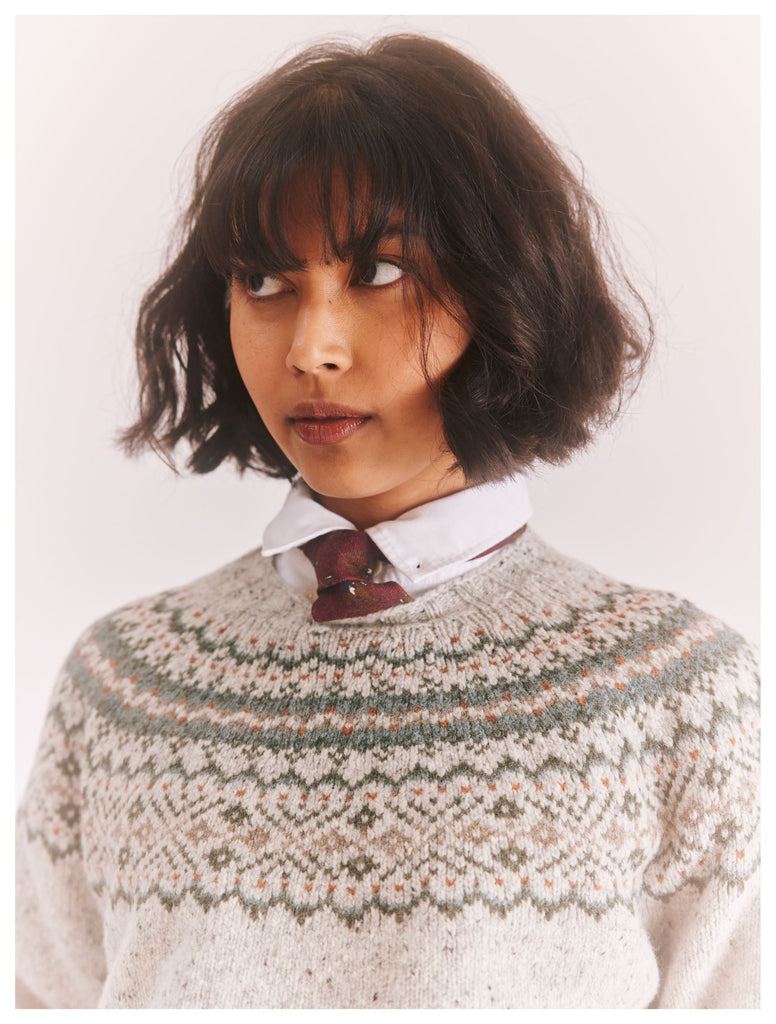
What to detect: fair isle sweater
<box><xmin>16</xmin><ymin>527</ymin><xmax>760</xmax><ymax>1009</ymax></box>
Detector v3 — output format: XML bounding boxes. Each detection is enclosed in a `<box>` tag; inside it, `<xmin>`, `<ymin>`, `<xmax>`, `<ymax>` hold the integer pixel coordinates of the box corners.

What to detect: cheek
<box><xmin>388</xmin><ymin>310</ymin><xmax>469</xmax><ymax>377</ymax></box>
<box><xmin>229</xmin><ymin>308</ymin><xmax>251</xmax><ymax>376</ymax></box>
<box><xmin>230</xmin><ymin>312</ymin><xmax>276</xmax><ymax>401</ymax></box>
<box><xmin>378</xmin><ymin>318</ymin><xmax>469</xmax><ymax>422</ymax></box>
<box><xmin>429</xmin><ymin>317</ymin><xmax>471</xmax><ymax>377</ymax></box>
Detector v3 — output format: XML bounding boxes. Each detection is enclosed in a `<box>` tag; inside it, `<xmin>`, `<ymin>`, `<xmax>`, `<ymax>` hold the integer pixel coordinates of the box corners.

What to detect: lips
<box><xmin>289</xmin><ymin>402</ymin><xmax>372</xmax><ymax>446</ymax></box>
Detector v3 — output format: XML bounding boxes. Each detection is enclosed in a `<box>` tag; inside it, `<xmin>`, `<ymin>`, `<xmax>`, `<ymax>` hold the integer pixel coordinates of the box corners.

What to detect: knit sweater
<box><xmin>16</xmin><ymin>527</ymin><xmax>760</xmax><ymax>1009</ymax></box>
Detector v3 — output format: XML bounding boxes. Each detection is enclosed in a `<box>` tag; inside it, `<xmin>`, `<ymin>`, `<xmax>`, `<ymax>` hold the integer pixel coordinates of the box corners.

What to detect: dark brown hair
<box><xmin>120</xmin><ymin>33</ymin><xmax>653</xmax><ymax>483</ymax></box>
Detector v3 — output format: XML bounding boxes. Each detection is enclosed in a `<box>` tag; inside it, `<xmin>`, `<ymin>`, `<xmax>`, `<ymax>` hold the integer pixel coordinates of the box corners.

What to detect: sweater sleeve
<box><xmin>637</xmin><ymin>625</ymin><xmax>760</xmax><ymax>1009</ymax></box>
<box><xmin>16</xmin><ymin>641</ymin><xmax>107</xmax><ymax>1008</ymax></box>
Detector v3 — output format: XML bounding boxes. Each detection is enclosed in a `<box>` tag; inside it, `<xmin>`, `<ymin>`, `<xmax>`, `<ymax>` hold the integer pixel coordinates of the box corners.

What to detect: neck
<box><xmin>313</xmin><ymin>465</ymin><xmax>470</xmax><ymax>530</ymax></box>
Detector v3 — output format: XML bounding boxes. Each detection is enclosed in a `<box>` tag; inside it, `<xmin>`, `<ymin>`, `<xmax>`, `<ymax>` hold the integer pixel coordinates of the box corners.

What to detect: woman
<box><xmin>16</xmin><ymin>33</ymin><xmax>759</xmax><ymax>1008</ymax></box>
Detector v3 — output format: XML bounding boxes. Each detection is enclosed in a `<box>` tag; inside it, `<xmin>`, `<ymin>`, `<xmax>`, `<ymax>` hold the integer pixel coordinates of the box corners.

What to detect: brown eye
<box><xmin>245</xmin><ymin>273</ymin><xmax>286</xmax><ymax>298</ymax></box>
<box><xmin>359</xmin><ymin>260</ymin><xmax>404</xmax><ymax>287</ymax></box>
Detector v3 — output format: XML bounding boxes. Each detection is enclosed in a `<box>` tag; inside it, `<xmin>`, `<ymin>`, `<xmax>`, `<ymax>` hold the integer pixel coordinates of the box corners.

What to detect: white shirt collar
<box><xmin>262</xmin><ymin>474</ymin><xmax>532</xmax><ymax>585</ymax></box>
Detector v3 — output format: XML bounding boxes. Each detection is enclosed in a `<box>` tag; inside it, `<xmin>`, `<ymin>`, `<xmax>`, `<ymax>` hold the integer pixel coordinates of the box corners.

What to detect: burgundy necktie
<box><xmin>300</xmin><ymin>530</ymin><xmax>413</xmax><ymax>623</ymax></box>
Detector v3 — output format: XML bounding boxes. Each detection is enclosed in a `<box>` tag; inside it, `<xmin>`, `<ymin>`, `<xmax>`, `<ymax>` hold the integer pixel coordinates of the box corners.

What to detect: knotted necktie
<box><xmin>300</xmin><ymin>530</ymin><xmax>413</xmax><ymax>623</ymax></box>
<box><xmin>300</xmin><ymin>524</ymin><xmax>528</xmax><ymax>623</ymax></box>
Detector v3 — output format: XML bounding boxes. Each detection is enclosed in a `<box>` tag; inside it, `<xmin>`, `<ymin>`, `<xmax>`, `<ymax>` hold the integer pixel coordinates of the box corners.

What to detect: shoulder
<box><xmin>82</xmin><ymin>542</ymin><xmax>288</xmax><ymax>637</ymax></box>
<box><xmin>478</xmin><ymin>527</ymin><xmax>759</xmax><ymax>710</ymax></box>
<box><xmin>47</xmin><ymin>544</ymin><xmax>299</xmax><ymax>712</ymax></box>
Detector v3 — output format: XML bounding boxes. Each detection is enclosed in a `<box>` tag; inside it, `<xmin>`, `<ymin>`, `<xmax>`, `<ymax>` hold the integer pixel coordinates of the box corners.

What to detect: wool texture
<box><xmin>16</xmin><ymin>528</ymin><xmax>760</xmax><ymax>1008</ymax></box>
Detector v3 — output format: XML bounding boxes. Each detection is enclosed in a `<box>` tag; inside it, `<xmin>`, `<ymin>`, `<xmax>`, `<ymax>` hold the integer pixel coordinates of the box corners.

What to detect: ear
<box><xmin>224</xmin><ymin>279</ymin><xmax>232</xmax><ymax>310</ymax></box>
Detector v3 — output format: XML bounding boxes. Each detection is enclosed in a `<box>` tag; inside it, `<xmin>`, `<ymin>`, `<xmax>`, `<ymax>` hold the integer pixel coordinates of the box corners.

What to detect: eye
<box><xmin>358</xmin><ymin>260</ymin><xmax>404</xmax><ymax>287</ymax></box>
<box><xmin>244</xmin><ymin>272</ymin><xmax>286</xmax><ymax>299</ymax></box>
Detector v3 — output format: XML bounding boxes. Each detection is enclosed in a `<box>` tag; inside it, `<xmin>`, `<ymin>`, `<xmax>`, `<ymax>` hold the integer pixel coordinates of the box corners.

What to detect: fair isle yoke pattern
<box><xmin>17</xmin><ymin>528</ymin><xmax>760</xmax><ymax>1008</ymax></box>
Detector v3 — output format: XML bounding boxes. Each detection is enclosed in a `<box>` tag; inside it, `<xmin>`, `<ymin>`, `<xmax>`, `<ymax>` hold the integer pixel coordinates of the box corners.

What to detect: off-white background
<box><xmin>16</xmin><ymin>15</ymin><xmax>759</xmax><ymax>799</ymax></box>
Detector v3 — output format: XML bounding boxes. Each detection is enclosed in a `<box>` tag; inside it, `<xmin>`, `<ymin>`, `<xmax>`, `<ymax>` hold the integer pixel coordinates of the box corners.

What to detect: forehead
<box><xmin>276</xmin><ymin>172</ymin><xmax>402</xmax><ymax>253</ymax></box>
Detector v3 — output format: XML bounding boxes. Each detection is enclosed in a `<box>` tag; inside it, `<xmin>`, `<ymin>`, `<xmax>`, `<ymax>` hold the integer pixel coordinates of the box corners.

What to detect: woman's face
<box><xmin>229</xmin><ymin>192</ymin><xmax>471</xmax><ymax>528</ymax></box>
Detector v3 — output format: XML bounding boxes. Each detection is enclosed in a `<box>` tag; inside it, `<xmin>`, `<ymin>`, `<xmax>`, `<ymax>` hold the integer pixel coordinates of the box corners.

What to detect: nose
<box><xmin>285</xmin><ymin>295</ymin><xmax>353</xmax><ymax>376</ymax></box>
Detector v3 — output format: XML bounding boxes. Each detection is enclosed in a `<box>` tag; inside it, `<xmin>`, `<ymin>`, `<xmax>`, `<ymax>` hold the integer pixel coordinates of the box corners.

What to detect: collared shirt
<box><xmin>262</xmin><ymin>474</ymin><xmax>532</xmax><ymax>600</ymax></box>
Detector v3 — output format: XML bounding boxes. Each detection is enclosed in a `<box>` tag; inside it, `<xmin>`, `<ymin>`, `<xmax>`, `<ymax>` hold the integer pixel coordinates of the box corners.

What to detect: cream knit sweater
<box><xmin>16</xmin><ymin>528</ymin><xmax>760</xmax><ymax>1008</ymax></box>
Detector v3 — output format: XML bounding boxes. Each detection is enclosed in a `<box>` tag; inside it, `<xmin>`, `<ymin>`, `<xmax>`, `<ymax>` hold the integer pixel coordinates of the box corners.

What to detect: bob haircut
<box><xmin>120</xmin><ymin>33</ymin><xmax>653</xmax><ymax>484</ymax></box>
